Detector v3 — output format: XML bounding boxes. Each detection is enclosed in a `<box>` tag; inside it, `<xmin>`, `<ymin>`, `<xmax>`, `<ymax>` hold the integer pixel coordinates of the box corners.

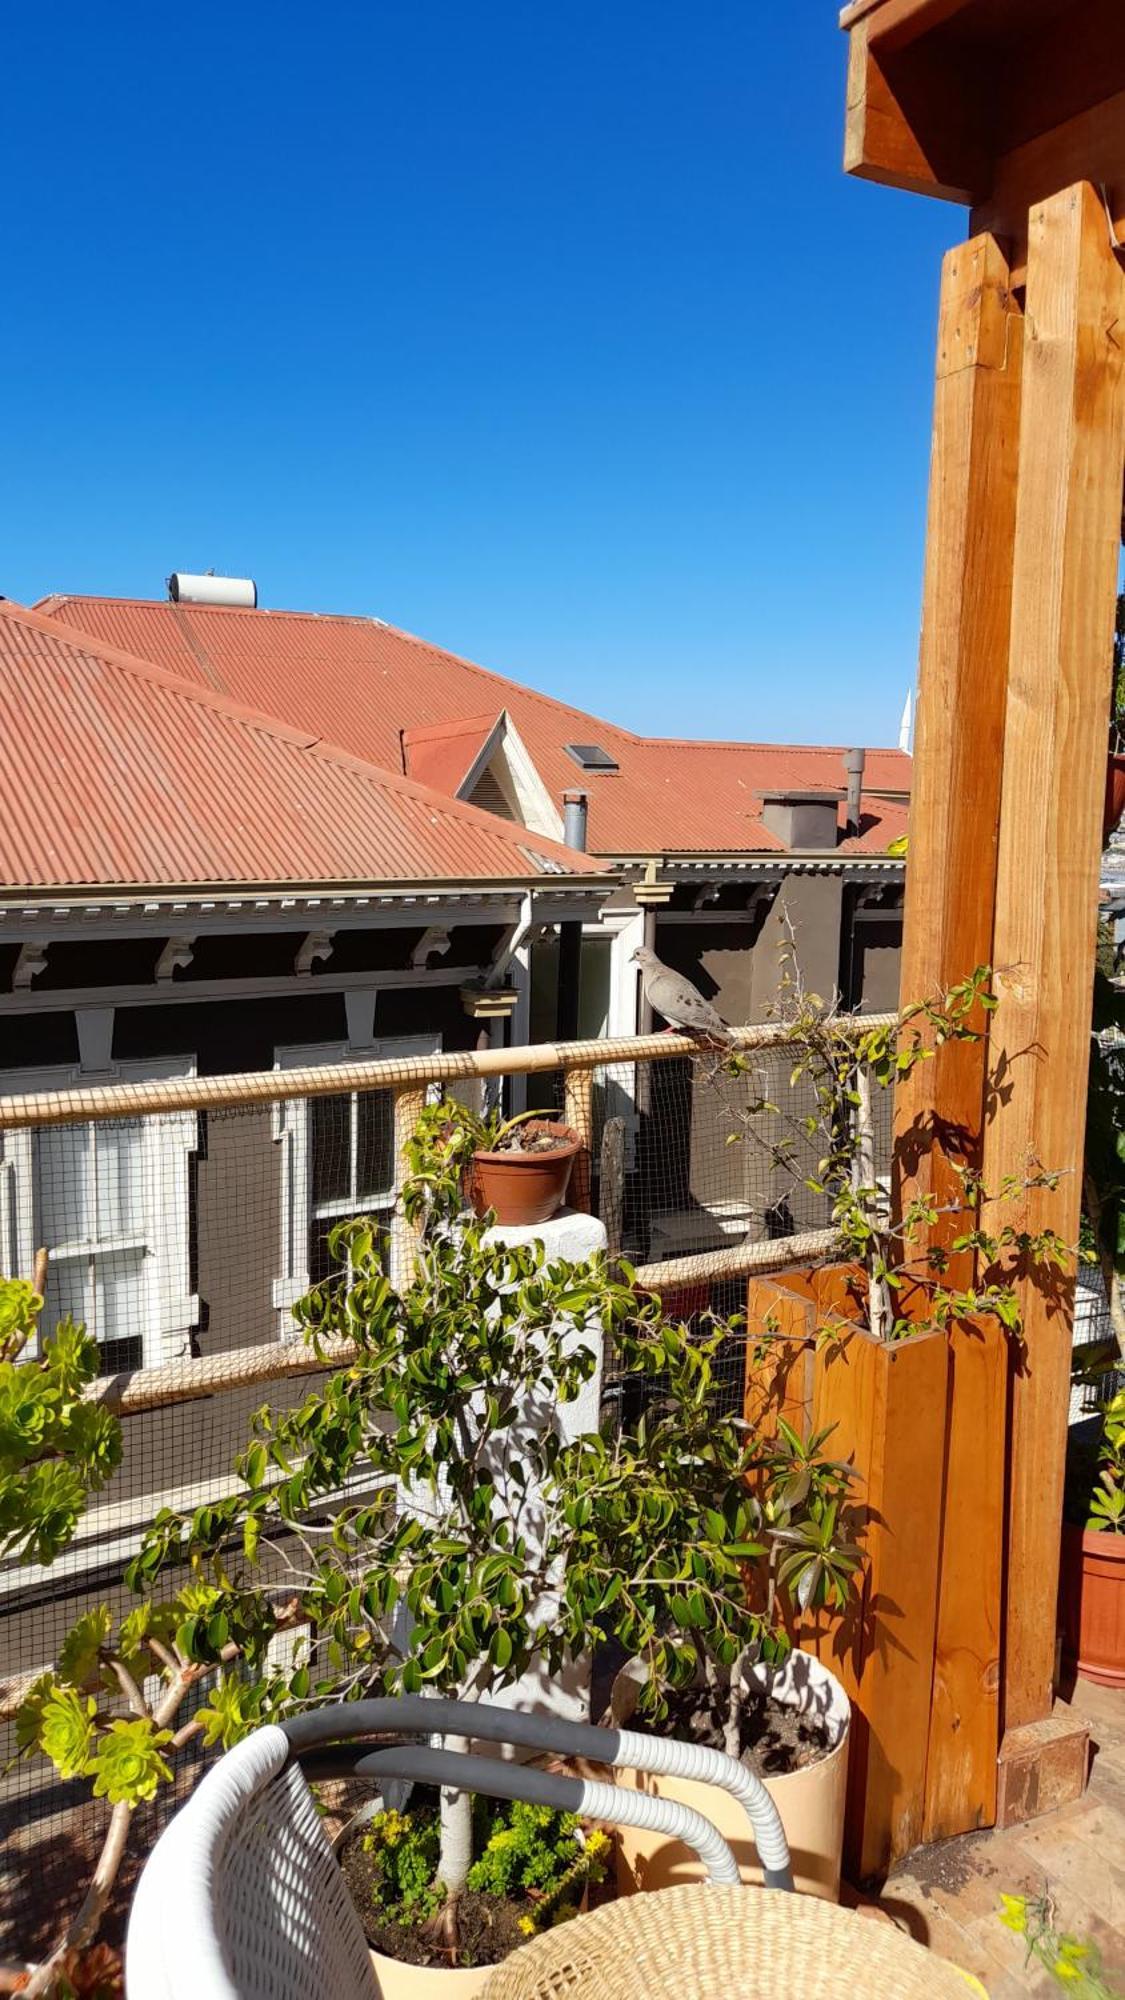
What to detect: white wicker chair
<box><xmin>126</xmin><ymin>1723</ymin><xmax>379</xmax><ymax>2000</ymax></box>
<box><xmin>126</xmin><ymin>1697</ymin><xmax>792</xmax><ymax>1999</ymax></box>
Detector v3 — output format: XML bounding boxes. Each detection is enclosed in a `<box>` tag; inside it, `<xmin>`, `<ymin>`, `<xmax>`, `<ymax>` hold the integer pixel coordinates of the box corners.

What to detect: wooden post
<box><xmin>893</xmin><ymin>234</ymin><xmax>1024</xmax><ymax>1277</ymax></box>
<box><xmin>390</xmin><ymin>1085</ymin><xmax>428</xmax><ymax>1288</ymax></box>
<box><xmin>982</xmin><ymin>182</ymin><xmax>1125</xmax><ymax>1733</ymax></box>
<box><xmin>924</xmin><ymin>1313</ymin><xmax>1006</xmax><ymax>1839</ymax></box>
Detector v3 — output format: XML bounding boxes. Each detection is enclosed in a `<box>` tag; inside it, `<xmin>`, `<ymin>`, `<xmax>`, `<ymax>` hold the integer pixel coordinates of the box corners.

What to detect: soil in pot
<box><xmin>338</xmin><ymin>1791</ymin><xmax>605</xmax><ymax>1975</ymax></box>
<box><xmin>631</xmin><ymin>1680</ymin><xmax>834</xmax><ymax>1776</ymax></box>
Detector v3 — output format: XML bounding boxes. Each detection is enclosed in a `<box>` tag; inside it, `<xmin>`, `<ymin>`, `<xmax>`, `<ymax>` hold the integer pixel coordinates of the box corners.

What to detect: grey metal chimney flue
<box><xmin>844</xmin><ymin>748</ymin><xmax>865</xmax><ymax>837</ymax></box>
<box><xmin>563</xmin><ymin>789</ymin><xmax>589</xmax><ymax>852</ymax></box>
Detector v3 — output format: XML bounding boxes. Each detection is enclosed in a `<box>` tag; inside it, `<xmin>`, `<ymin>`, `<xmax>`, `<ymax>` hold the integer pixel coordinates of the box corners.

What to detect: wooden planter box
<box><xmin>746</xmin><ymin>1264</ymin><xmax>1006</xmax><ymax>1882</ymax></box>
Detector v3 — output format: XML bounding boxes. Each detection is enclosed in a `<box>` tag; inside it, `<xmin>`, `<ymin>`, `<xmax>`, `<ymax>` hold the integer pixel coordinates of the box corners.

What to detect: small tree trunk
<box><xmin>437</xmin><ymin>1734</ymin><xmax>473</xmax><ymax>1899</ymax></box>
<box><xmin>723</xmin><ymin>1647</ymin><xmax>754</xmax><ymax>1762</ymax></box>
<box><xmin>855</xmin><ymin>1066</ymin><xmax>893</xmax><ymax>1341</ymax></box>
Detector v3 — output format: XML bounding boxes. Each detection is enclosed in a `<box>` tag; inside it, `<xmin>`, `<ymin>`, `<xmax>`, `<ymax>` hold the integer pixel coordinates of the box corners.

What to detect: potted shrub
<box><xmin>417</xmin><ymin>1099</ymin><xmax>580</xmax><ymax>1227</ymax></box>
<box><xmin>116</xmin><ymin>1140</ymin><xmax>644</xmax><ymax>1993</ymax></box>
<box><xmin>564</xmin><ymin>1320</ymin><xmax>860</xmax><ymax>1901</ymax></box>
<box><xmin>1060</xmin><ymin>1387</ymin><xmax>1125</xmax><ymax>1687</ymax></box>
<box><xmin>116</xmin><ymin>1112</ymin><xmax>861</xmax><ymax>1987</ymax></box>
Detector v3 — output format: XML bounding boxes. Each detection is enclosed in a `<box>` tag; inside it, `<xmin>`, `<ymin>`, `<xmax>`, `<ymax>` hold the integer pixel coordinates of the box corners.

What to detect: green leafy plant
<box><xmin>116</xmin><ymin>1103</ymin><xmax>859</xmax><ymax>1961</ymax></box>
<box><xmin>717</xmin><ymin>959</ymin><xmax>1070</xmax><ymax>1349</ymax></box>
<box><xmin>1086</xmin><ymin>1388</ymin><xmax>1125</xmax><ymax>1534</ymax></box>
<box><xmin>359</xmin><ymin>1798</ymin><xmax>608</xmax><ymax>1950</ymax></box>
<box><xmin>564</xmin><ymin>1324</ymin><xmax>860</xmax><ymax>1750</ymax></box>
<box><xmin>0</xmin><ymin>1280</ymin><xmax>121</xmax><ymax>1565</ymax></box>
<box><xmin>999</xmin><ymin>1893</ymin><xmax>1121</xmax><ymax>1996</ymax></box>
<box><xmin>408</xmin><ymin>1097</ymin><xmax>571</xmax><ymax>1170</ymax></box>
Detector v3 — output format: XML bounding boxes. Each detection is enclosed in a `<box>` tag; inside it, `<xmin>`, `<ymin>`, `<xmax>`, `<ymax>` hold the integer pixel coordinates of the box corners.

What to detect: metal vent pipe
<box><xmin>844</xmin><ymin>747</ymin><xmax>866</xmax><ymax>836</ymax></box>
<box><xmin>563</xmin><ymin>789</ymin><xmax>589</xmax><ymax>851</ymax></box>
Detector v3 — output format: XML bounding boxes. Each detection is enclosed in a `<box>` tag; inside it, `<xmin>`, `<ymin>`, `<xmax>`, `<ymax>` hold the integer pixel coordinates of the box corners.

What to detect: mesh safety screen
<box><xmin>0</xmin><ymin>1047</ymin><xmax>891</xmax><ymax>1954</ymax></box>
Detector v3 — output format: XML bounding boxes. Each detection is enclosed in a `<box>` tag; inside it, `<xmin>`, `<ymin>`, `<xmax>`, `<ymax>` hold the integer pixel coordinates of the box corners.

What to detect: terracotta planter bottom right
<box><xmin>1060</xmin><ymin>1520</ymin><xmax>1125</xmax><ymax>1688</ymax></box>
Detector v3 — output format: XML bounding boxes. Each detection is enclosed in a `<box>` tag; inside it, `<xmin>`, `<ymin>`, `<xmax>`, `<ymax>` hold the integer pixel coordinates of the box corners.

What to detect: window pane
<box><xmin>36</xmin><ymin>1125</ymin><xmax>92</xmax><ymax>1246</ymax></box>
<box><xmin>356</xmin><ymin>1091</ymin><xmax>393</xmax><ymax>1201</ymax></box>
<box><xmin>43</xmin><ymin>1255</ymin><xmax>88</xmax><ymax>1337</ymax></box>
<box><xmin>94</xmin><ymin>1121</ymin><xmax>146</xmax><ymax>1239</ymax></box>
<box><xmin>310</xmin><ymin>1094</ymin><xmax>351</xmax><ymax>1206</ymax></box>
<box><xmin>93</xmin><ymin>1249</ymin><xmax>147</xmax><ymax>1356</ymax></box>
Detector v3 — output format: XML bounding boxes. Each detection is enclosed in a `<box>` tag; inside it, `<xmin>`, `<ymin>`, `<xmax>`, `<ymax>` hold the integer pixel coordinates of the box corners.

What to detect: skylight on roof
<box><xmin>564</xmin><ymin>742</ymin><xmax>619</xmax><ymax>772</ymax></box>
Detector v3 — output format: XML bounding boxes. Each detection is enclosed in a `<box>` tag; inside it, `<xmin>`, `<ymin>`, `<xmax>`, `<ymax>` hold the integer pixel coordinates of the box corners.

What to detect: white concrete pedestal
<box><xmin>478</xmin><ymin>1208</ymin><xmax>608</xmax><ymax>1727</ymax></box>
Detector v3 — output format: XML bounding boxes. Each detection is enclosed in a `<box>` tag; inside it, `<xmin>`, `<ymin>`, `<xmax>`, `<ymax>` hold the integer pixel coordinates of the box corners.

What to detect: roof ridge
<box><xmin>7</xmin><ymin>600</ymin><xmax>600</xmax><ymax>872</ymax></box>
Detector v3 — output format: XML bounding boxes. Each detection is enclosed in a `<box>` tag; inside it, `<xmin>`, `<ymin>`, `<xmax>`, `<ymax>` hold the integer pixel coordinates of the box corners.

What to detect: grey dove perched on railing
<box><xmin>631</xmin><ymin>946</ymin><xmax>735</xmax><ymax>1047</ymax></box>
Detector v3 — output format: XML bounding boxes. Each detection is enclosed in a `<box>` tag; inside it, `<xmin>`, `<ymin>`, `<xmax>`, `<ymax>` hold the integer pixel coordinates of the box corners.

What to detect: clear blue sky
<box><xmin>3</xmin><ymin>3</ymin><xmax>958</xmax><ymax>747</ymax></box>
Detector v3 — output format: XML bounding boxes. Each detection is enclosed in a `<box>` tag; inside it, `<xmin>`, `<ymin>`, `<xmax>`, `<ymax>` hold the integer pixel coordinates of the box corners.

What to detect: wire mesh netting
<box><xmin>0</xmin><ymin>1041</ymin><xmax>892</xmax><ymax>1954</ymax></box>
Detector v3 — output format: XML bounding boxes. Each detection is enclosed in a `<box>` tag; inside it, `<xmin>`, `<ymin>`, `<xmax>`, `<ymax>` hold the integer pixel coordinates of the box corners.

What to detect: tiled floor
<box><xmin>852</xmin><ymin>1679</ymin><xmax>1125</xmax><ymax>1995</ymax></box>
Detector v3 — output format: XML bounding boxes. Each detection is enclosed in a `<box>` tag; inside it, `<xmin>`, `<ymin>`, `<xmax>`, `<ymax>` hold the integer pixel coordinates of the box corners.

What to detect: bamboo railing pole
<box><xmin>0</xmin><ymin>1016</ymin><xmax>896</xmax><ymax>1129</ymax></box>
<box><xmin>389</xmin><ymin>1085</ymin><xmax>427</xmax><ymax>1289</ymax></box>
<box><xmin>562</xmin><ymin>1067</ymin><xmax>594</xmax><ymax>1213</ymax></box>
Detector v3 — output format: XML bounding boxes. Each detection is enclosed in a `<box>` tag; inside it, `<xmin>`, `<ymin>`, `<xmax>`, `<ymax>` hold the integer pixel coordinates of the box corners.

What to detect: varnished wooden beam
<box><xmin>981</xmin><ymin>182</ymin><xmax>1125</xmax><ymax>1732</ymax></box>
<box><xmin>893</xmin><ymin>234</ymin><xmax>1023</xmax><ymax>1271</ymax></box>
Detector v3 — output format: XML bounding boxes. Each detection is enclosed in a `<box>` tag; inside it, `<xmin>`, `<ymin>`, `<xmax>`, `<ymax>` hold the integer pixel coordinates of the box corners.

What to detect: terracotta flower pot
<box><xmin>614</xmin><ymin>1650</ymin><xmax>851</xmax><ymax>1903</ymax></box>
<box><xmin>469</xmin><ymin>1123</ymin><xmax>580</xmax><ymax>1227</ymax></box>
<box><xmin>1059</xmin><ymin>1519</ymin><xmax>1125</xmax><ymax>1688</ymax></box>
<box><xmin>1104</xmin><ymin>753</ymin><xmax>1125</xmax><ymax>841</ymax></box>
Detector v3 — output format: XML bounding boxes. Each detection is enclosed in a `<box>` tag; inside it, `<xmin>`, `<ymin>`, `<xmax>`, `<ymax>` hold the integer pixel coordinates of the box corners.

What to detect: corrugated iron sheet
<box><xmin>0</xmin><ymin>604</ymin><xmax>606</xmax><ymax>893</ymax></box>
<box><xmin>39</xmin><ymin>596</ymin><xmax>912</xmax><ymax>858</ymax></box>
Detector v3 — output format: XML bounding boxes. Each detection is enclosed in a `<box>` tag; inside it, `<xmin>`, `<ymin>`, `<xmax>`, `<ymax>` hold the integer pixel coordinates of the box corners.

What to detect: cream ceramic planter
<box><xmin>615</xmin><ymin>1650</ymin><xmax>851</xmax><ymax>1902</ymax></box>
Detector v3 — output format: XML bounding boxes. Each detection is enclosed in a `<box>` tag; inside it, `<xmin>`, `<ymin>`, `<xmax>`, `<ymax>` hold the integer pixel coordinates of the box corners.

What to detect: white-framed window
<box><xmin>272</xmin><ymin>1036</ymin><xmax>440</xmax><ymax>1328</ymax></box>
<box><xmin>0</xmin><ymin>1057</ymin><xmax>198</xmax><ymax>1373</ymax></box>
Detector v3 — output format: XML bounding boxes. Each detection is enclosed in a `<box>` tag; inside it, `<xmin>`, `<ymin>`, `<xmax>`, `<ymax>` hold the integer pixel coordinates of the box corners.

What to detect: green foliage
<box><xmin>88</xmin><ymin>1719</ymin><xmax>174</xmax><ymax>1805</ymax></box>
<box><xmin>999</xmin><ymin>1893</ymin><xmax>1119</xmax><ymax>1997</ymax></box>
<box><xmin>561</xmin><ymin>1323</ymin><xmax>860</xmax><ymax>1715</ymax></box>
<box><xmin>723</xmin><ymin>963</ymin><xmax>1068</xmax><ymax>1350</ymax></box>
<box><xmin>0</xmin><ymin>1282</ymin><xmax>122</xmax><ymax>1564</ymax></box>
<box><xmin>362</xmin><ymin>1806</ymin><xmax>444</xmax><ymax>1927</ymax></box>
<box><xmin>360</xmin><ymin>1799</ymin><xmax>608</xmax><ymax>1936</ymax></box>
<box><xmin>37</xmin><ymin>1686</ymin><xmax>97</xmax><ymax>1780</ymax></box>
<box><xmin>467</xmin><ymin>1802</ymin><xmax>608</xmax><ymax>1930</ymax></box>
<box><xmin>1088</xmin><ymin>1388</ymin><xmax>1125</xmax><ymax>1535</ymax></box>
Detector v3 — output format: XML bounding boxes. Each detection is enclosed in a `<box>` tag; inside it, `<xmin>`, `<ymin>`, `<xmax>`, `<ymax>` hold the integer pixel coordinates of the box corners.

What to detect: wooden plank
<box><xmin>893</xmin><ymin>236</ymin><xmax>1024</xmax><ymax>1281</ymax></box>
<box><xmin>743</xmin><ymin>1276</ymin><xmax>816</xmax><ymax>1441</ymax></box>
<box><xmin>981</xmin><ymin>182</ymin><xmax>1125</xmax><ymax>1733</ymax></box>
<box><xmin>924</xmin><ymin>1313</ymin><xmax>1006</xmax><ymax>1838</ymax></box>
<box><xmin>849</xmin><ymin>1330</ymin><xmax>950</xmax><ymax>1877</ymax></box>
<box><xmin>972</xmin><ymin>91</ymin><xmax>1125</xmax><ymax>286</ymax></box>
<box><xmin>844</xmin><ymin>16</ymin><xmax>980</xmax><ymax>202</ymax></box>
<box><xmin>798</xmin><ymin>1320</ymin><xmax>951</xmax><ymax>1878</ymax></box>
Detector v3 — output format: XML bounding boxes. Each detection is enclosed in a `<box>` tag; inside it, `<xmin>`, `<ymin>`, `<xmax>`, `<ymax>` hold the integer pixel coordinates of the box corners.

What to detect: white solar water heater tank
<box><xmin>167</xmin><ymin>573</ymin><xmax>258</xmax><ymax>608</ymax></box>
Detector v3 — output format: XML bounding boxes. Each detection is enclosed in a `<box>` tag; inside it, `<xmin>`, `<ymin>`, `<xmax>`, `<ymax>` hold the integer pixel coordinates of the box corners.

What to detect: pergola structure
<box><xmin>842</xmin><ymin>0</ymin><xmax>1125</xmax><ymax>1831</ymax></box>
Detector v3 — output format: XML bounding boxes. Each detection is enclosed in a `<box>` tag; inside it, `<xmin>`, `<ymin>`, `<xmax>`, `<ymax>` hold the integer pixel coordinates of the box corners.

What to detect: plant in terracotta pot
<box><xmin>1060</xmin><ymin>1385</ymin><xmax>1125</xmax><ymax>1688</ymax></box>
<box><xmin>410</xmin><ymin>1098</ymin><xmax>580</xmax><ymax>1228</ymax></box>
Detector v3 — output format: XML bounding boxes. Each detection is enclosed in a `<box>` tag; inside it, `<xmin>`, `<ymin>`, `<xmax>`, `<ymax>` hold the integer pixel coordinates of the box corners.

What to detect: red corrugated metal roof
<box><xmin>0</xmin><ymin>602</ymin><xmax>606</xmax><ymax>894</ymax></box>
<box><xmin>38</xmin><ymin>596</ymin><xmax>912</xmax><ymax>857</ymax></box>
<box><xmin>402</xmin><ymin>713</ymin><xmax>501</xmax><ymax>796</ymax></box>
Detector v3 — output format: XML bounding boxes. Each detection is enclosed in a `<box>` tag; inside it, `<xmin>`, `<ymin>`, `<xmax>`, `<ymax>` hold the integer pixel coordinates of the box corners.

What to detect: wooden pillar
<box><xmin>982</xmin><ymin>183</ymin><xmax>1125</xmax><ymax>1732</ymax></box>
<box><xmin>893</xmin><ymin>234</ymin><xmax>1024</xmax><ymax>1272</ymax></box>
